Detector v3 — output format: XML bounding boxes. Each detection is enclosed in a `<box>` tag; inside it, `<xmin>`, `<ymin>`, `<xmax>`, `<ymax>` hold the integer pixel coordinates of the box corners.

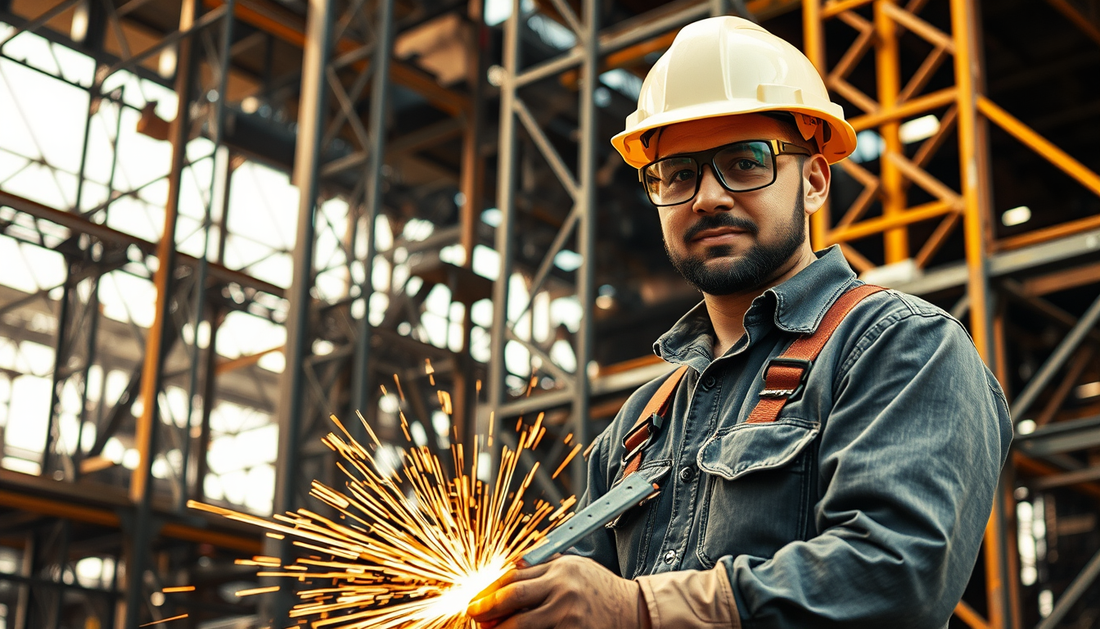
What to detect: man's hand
<box><xmin>465</xmin><ymin>555</ymin><xmax>650</xmax><ymax>629</ymax></box>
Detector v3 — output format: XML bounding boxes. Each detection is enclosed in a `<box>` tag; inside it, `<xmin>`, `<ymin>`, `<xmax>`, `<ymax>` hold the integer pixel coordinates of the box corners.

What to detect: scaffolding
<box><xmin>0</xmin><ymin>0</ymin><xmax>1097</xmax><ymax>626</ymax></box>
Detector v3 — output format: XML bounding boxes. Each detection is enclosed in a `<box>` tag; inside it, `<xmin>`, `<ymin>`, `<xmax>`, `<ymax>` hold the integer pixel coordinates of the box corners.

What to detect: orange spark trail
<box><xmin>139</xmin><ymin>614</ymin><xmax>188</xmax><ymax>627</ymax></box>
<box><xmin>189</xmin><ymin>412</ymin><xmax>577</xmax><ymax>628</ymax></box>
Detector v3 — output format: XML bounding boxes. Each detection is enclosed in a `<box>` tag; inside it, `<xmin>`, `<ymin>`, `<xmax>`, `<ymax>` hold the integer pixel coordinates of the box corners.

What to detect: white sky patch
<box><xmin>5</xmin><ymin>374</ymin><xmax>50</xmax><ymax>454</ymax></box>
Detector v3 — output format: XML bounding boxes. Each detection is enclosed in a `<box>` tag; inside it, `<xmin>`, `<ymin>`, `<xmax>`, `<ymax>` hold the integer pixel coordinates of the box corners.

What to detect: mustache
<box><xmin>682</xmin><ymin>214</ymin><xmax>759</xmax><ymax>245</ymax></box>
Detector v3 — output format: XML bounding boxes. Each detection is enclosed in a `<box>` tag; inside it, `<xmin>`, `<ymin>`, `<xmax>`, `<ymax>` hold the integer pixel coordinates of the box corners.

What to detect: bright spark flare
<box><xmin>189</xmin><ymin>409</ymin><xmax>576</xmax><ymax>629</ymax></box>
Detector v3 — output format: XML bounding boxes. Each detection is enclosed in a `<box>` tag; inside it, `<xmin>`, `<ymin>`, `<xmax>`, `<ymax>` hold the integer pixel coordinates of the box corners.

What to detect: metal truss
<box><xmin>0</xmin><ymin>0</ymin><xmax>286</xmax><ymax>626</ymax></box>
<box><xmin>5</xmin><ymin>0</ymin><xmax>492</xmax><ymax>624</ymax></box>
<box><xmin>806</xmin><ymin>0</ymin><xmax>1100</xmax><ymax>626</ymax></box>
<box><xmin>2</xmin><ymin>0</ymin><xmax>1100</xmax><ymax>627</ymax></box>
<box><xmin>267</xmin><ymin>0</ymin><xmax>493</xmax><ymax>621</ymax></box>
<box><xmin>484</xmin><ymin>0</ymin><xmax>765</xmax><ymax>503</ymax></box>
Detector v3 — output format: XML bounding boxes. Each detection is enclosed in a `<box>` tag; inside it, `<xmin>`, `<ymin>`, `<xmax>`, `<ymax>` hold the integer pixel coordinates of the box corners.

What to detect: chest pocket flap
<box><xmin>697</xmin><ymin>418</ymin><xmax>819</xmax><ymax>481</ymax></box>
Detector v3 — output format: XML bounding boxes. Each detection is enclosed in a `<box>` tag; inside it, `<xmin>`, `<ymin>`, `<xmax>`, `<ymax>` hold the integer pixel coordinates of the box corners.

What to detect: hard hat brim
<box><xmin>612</xmin><ymin>101</ymin><xmax>858</xmax><ymax>168</ymax></box>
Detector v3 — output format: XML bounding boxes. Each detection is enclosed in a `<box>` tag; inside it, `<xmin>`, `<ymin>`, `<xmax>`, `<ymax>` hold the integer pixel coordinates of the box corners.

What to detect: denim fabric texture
<box><xmin>569</xmin><ymin>245</ymin><xmax>1013</xmax><ymax>628</ymax></box>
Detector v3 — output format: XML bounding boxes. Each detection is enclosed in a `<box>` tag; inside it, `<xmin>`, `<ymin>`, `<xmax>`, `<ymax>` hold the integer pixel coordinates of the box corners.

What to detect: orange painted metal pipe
<box><xmin>826</xmin><ymin>199</ymin><xmax>957</xmax><ymax>244</ymax></box>
<box><xmin>951</xmin><ymin>0</ymin><xmax>1007</xmax><ymax>622</ymax></box>
<box><xmin>0</xmin><ymin>489</ymin><xmax>262</xmax><ymax>553</ymax></box>
<box><xmin>822</xmin><ymin>0</ymin><xmax>877</xmax><ymax>19</ymax></box>
<box><xmin>848</xmin><ymin>87</ymin><xmax>957</xmax><ymax>132</ymax></box>
<box><xmin>875</xmin><ymin>0</ymin><xmax>910</xmax><ymax>263</ymax></box>
<box><xmin>803</xmin><ymin>0</ymin><xmax>828</xmax><ymax>251</ymax></box>
<box><xmin>1044</xmin><ymin>0</ymin><xmax>1100</xmax><ymax>47</ymax></box>
<box><xmin>978</xmin><ymin>96</ymin><xmax>1100</xmax><ymax>199</ymax></box>
<box><xmin>954</xmin><ymin>600</ymin><xmax>992</xmax><ymax>629</ymax></box>
<box><xmin>998</xmin><ymin>214</ymin><xmax>1100</xmax><ymax>252</ymax></box>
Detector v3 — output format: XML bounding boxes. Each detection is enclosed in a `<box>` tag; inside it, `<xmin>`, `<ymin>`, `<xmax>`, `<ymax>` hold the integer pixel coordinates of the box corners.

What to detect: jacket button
<box><xmin>663</xmin><ymin>550</ymin><xmax>677</xmax><ymax>564</ymax></box>
<box><xmin>702</xmin><ymin>375</ymin><xmax>717</xmax><ymax>390</ymax></box>
<box><xmin>678</xmin><ymin>466</ymin><xmax>695</xmax><ymax>482</ymax></box>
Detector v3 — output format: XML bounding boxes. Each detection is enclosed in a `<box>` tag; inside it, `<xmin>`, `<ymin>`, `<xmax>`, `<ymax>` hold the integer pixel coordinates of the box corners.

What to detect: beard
<box><xmin>664</xmin><ymin>190</ymin><xmax>806</xmax><ymax>296</ymax></box>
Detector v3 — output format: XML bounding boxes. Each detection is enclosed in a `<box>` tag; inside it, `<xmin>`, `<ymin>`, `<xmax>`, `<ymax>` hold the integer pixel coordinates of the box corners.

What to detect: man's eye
<box><xmin>670</xmin><ymin>168</ymin><xmax>696</xmax><ymax>182</ymax></box>
<box><xmin>734</xmin><ymin>158</ymin><xmax>762</xmax><ymax>170</ymax></box>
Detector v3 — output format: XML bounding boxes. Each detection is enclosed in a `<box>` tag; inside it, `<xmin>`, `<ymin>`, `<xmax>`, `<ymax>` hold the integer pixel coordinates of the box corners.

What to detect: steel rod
<box><xmin>270</xmin><ymin>0</ymin><xmax>334</xmax><ymax>621</ymax></box>
<box><xmin>488</xmin><ymin>0</ymin><xmax>522</xmax><ymax>457</ymax></box>
<box><xmin>351</xmin><ymin>0</ymin><xmax>395</xmax><ymax>421</ymax></box>
<box><xmin>124</xmin><ymin>0</ymin><xmax>200</xmax><ymax>624</ymax></box>
<box><xmin>1011</xmin><ymin>290</ymin><xmax>1100</xmax><ymax>421</ymax></box>
<box><xmin>1036</xmin><ymin>545</ymin><xmax>1100</xmax><ymax>629</ymax></box>
<box><xmin>572</xmin><ymin>0</ymin><xmax>599</xmax><ymax>493</ymax></box>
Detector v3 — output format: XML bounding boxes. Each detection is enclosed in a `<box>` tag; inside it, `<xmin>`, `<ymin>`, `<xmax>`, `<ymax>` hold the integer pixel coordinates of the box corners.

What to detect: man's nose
<box><xmin>691</xmin><ymin>165</ymin><xmax>735</xmax><ymax>214</ymax></box>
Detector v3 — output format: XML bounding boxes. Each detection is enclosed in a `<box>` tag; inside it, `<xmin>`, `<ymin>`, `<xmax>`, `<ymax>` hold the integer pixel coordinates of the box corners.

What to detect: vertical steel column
<box><xmin>60</xmin><ymin>63</ymin><xmax>106</xmax><ymax>480</ymax></box>
<box><xmin>454</xmin><ymin>0</ymin><xmax>487</xmax><ymax>450</ymax></box>
<box><xmin>125</xmin><ymin>0</ymin><xmax>199</xmax><ymax>624</ymax></box>
<box><xmin>192</xmin><ymin>157</ymin><xmax>232</xmax><ymax>505</ymax></box>
<box><xmin>270</xmin><ymin>0</ymin><xmax>333</xmax><ymax>622</ymax></box>
<box><xmin>180</xmin><ymin>1</ymin><xmax>234</xmax><ymax>512</ymax></box>
<box><xmin>43</xmin><ymin>267</ymin><xmax>74</xmax><ymax>476</ymax></box>
<box><xmin>43</xmin><ymin>69</ymin><xmax>103</xmax><ymax>477</ymax></box>
<box><xmin>874</xmin><ymin>0</ymin><xmax>908</xmax><ymax>263</ymax></box>
<box><xmin>13</xmin><ymin>531</ymin><xmax>35</xmax><ymax>629</ymax></box>
<box><xmin>488</xmin><ymin>0</ymin><xmax>521</xmax><ymax>439</ymax></box>
<box><xmin>571</xmin><ymin>0</ymin><xmax>599</xmax><ymax>493</ymax></box>
<box><xmin>351</xmin><ymin>0</ymin><xmax>395</xmax><ymax>419</ymax></box>
<box><xmin>951</xmin><ymin>0</ymin><xmax>1010</xmax><ymax>626</ymax></box>
<box><xmin>802</xmin><ymin>0</ymin><xmax>829</xmax><ymax>251</ymax></box>
<box><xmin>72</xmin><ymin>274</ymin><xmax>103</xmax><ymax>479</ymax></box>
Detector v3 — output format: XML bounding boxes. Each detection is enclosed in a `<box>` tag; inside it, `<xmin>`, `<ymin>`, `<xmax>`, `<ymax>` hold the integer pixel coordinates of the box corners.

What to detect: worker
<box><xmin>467</xmin><ymin>15</ymin><xmax>1012</xmax><ymax>629</ymax></box>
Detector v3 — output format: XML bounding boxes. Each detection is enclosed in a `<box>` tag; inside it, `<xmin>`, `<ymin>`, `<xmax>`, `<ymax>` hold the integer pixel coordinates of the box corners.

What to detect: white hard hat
<box><xmin>611</xmin><ymin>16</ymin><xmax>857</xmax><ymax>168</ymax></box>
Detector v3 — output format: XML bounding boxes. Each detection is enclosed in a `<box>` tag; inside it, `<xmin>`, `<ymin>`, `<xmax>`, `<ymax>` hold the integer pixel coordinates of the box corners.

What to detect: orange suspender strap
<box><xmin>621</xmin><ymin>364</ymin><xmax>689</xmax><ymax>478</ymax></box>
<box><xmin>746</xmin><ymin>283</ymin><xmax>886</xmax><ymax>424</ymax></box>
<box><xmin>619</xmin><ymin>283</ymin><xmax>884</xmax><ymax>478</ymax></box>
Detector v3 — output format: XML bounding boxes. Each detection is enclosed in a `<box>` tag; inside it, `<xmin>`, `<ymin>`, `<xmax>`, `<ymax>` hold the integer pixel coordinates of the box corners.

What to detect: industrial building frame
<box><xmin>0</xmin><ymin>0</ymin><xmax>1097</xmax><ymax>627</ymax></box>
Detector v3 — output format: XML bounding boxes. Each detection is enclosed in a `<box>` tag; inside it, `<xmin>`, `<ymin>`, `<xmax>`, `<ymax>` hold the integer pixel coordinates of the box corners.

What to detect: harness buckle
<box><xmin>621</xmin><ymin>413</ymin><xmax>663</xmax><ymax>467</ymax></box>
<box><xmin>759</xmin><ymin>357</ymin><xmax>813</xmax><ymax>401</ymax></box>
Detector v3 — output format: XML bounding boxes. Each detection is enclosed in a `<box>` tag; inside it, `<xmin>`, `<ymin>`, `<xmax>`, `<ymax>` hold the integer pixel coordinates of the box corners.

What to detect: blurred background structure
<box><xmin>0</xmin><ymin>0</ymin><xmax>1098</xmax><ymax>626</ymax></box>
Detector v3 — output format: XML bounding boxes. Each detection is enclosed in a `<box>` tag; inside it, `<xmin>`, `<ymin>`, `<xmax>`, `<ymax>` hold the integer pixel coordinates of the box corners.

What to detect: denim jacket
<box><xmin>571</xmin><ymin>246</ymin><xmax>1013</xmax><ymax>628</ymax></box>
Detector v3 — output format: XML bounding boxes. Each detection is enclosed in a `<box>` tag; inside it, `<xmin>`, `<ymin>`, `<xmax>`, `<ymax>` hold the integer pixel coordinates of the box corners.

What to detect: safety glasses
<box><xmin>640</xmin><ymin>139</ymin><xmax>812</xmax><ymax>207</ymax></box>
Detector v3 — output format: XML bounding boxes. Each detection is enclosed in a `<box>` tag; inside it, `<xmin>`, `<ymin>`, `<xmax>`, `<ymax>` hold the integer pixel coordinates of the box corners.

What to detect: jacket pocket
<box><xmin>695</xmin><ymin>418</ymin><xmax>819</xmax><ymax>568</ymax></box>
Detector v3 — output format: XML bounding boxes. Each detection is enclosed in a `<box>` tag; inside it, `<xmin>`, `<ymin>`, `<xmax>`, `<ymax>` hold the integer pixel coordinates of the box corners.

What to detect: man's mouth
<box><xmin>692</xmin><ymin>227</ymin><xmax>749</xmax><ymax>244</ymax></box>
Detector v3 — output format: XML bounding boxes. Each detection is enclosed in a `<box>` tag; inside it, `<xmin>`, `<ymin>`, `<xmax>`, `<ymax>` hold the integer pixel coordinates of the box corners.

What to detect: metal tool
<box><xmin>521</xmin><ymin>475</ymin><xmax>658</xmax><ymax>567</ymax></box>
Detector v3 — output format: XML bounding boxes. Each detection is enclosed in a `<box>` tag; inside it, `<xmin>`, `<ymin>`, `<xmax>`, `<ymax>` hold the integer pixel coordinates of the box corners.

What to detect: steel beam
<box><xmin>350</xmin><ymin>0</ymin><xmax>395</xmax><ymax>421</ymax></box>
<box><xmin>1035</xmin><ymin>545</ymin><xmax>1100</xmax><ymax>629</ymax></box>
<box><xmin>487</xmin><ymin>0</ymin><xmax>521</xmax><ymax>441</ymax></box>
<box><xmin>572</xmin><ymin>0</ymin><xmax>599</xmax><ymax>493</ymax></box>
<box><xmin>951</xmin><ymin>0</ymin><xmax>1012</xmax><ymax>622</ymax></box>
<box><xmin>453</xmin><ymin>0</ymin><xmax>488</xmax><ymax>452</ymax></box>
<box><xmin>0</xmin><ymin>192</ymin><xmax>285</xmax><ymax>299</ymax></box>
<box><xmin>269</xmin><ymin>0</ymin><xmax>333</xmax><ymax>622</ymax></box>
<box><xmin>125</xmin><ymin>0</ymin><xmax>200</xmax><ymax>623</ymax></box>
<box><xmin>1010</xmin><ymin>291</ymin><xmax>1100</xmax><ymax>421</ymax></box>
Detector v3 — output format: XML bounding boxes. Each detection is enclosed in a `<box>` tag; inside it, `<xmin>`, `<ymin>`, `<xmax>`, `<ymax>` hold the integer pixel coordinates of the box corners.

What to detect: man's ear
<box><xmin>803</xmin><ymin>154</ymin><xmax>830</xmax><ymax>216</ymax></box>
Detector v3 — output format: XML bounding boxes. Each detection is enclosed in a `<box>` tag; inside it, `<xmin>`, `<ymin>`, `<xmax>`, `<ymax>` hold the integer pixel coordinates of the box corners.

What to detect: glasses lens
<box><xmin>714</xmin><ymin>141</ymin><xmax>774</xmax><ymax>191</ymax></box>
<box><xmin>643</xmin><ymin>157</ymin><xmax>698</xmax><ymax>205</ymax></box>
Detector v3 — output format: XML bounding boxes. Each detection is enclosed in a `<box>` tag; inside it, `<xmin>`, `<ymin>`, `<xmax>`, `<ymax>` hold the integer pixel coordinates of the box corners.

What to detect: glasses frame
<box><xmin>639</xmin><ymin>139</ymin><xmax>813</xmax><ymax>207</ymax></box>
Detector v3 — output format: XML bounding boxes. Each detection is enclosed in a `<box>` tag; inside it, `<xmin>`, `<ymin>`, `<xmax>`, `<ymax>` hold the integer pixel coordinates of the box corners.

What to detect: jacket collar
<box><xmin>654</xmin><ymin>245</ymin><xmax>857</xmax><ymax>361</ymax></box>
<box><xmin>765</xmin><ymin>244</ymin><xmax>858</xmax><ymax>334</ymax></box>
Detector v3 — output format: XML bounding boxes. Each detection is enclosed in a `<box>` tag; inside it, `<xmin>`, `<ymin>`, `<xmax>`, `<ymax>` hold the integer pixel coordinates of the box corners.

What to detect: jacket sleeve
<box><xmin>726</xmin><ymin>311</ymin><xmax>1013</xmax><ymax>628</ymax></box>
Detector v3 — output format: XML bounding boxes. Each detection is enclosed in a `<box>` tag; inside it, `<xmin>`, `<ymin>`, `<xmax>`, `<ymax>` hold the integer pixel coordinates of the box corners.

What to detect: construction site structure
<box><xmin>0</xmin><ymin>0</ymin><xmax>1098</xmax><ymax>626</ymax></box>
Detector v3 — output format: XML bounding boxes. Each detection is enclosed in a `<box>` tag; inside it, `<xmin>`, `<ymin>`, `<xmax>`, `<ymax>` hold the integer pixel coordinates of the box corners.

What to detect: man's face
<box><xmin>653</xmin><ymin>114</ymin><xmax>813</xmax><ymax>296</ymax></box>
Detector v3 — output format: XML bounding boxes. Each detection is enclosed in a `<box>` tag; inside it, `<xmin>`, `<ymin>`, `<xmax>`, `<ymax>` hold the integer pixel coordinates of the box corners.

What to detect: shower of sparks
<box><xmin>189</xmin><ymin>407</ymin><xmax>577</xmax><ymax>629</ymax></box>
